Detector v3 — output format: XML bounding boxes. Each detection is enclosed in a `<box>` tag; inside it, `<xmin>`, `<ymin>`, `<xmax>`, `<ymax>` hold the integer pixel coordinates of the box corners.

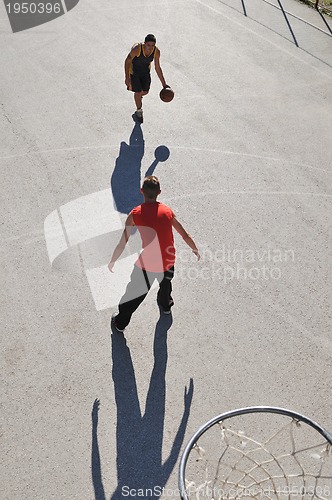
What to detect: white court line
<box><xmin>3</xmin><ymin>187</ymin><xmax>331</xmax><ymax>246</ymax></box>
<box><xmin>195</xmin><ymin>0</ymin><xmax>332</xmax><ymax>79</ymax></box>
<box><xmin>166</xmin><ymin>190</ymin><xmax>332</xmax><ymax>201</ymax></box>
<box><xmin>2</xmin><ymin>186</ymin><xmax>330</xmax><ymax>250</ymax></box>
<box><xmin>0</xmin><ymin>144</ymin><xmax>120</xmax><ymax>161</ymax></box>
<box><xmin>171</xmin><ymin>146</ymin><xmax>330</xmax><ymax>174</ymax></box>
<box><xmin>0</xmin><ymin>144</ymin><xmax>329</xmax><ymax>174</ymax></box>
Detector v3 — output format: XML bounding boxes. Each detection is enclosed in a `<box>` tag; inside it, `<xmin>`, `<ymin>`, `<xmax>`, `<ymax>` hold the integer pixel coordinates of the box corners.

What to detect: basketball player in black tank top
<box><xmin>124</xmin><ymin>34</ymin><xmax>169</xmax><ymax>122</ymax></box>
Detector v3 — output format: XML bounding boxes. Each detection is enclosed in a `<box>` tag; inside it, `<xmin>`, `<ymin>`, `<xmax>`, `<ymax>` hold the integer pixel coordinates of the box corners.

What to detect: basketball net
<box><xmin>181</xmin><ymin>412</ymin><xmax>332</xmax><ymax>499</ymax></box>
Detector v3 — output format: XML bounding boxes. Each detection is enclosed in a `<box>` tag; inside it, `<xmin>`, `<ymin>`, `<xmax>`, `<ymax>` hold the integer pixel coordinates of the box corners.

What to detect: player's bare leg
<box><xmin>135</xmin><ymin>91</ymin><xmax>148</xmax><ymax>122</ymax></box>
<box><xmin>134</xmin><ymin>92</ymin><xmax>143</xmax><ymax>109</ymax></box>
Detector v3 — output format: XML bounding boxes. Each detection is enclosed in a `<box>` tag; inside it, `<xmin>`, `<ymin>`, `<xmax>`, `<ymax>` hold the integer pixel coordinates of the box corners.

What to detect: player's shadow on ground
<box><xmin>110</xmin><ymin>121</ymin><xmax>170</xmax><ymax>215</ymax></box>
<box><xmin>91</xmin><ymin>316</ymin><xmax>194</xmax><ymax>500</ymax></box>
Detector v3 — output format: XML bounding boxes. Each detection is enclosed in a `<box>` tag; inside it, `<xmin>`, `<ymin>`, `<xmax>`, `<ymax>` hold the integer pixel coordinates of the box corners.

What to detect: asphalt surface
<box><xmin>1</xmin><ymin>0</ymin><xmax>331</xmax><ymax>498</ymax></box>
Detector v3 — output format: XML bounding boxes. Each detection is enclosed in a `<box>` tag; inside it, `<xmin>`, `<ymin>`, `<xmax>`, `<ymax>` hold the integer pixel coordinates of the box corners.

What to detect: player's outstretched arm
<box><xmin>108</xmin><ymin>213</ymin><xmax>135</xmax><ymax>272</ymax></box>
<box><xmin>172</xmin><ymin>215</ymin><xmax>200</xmax><ymax>260</ymax></box>
<box><xmin>154</xmin><ymin>48</ymin><xmax>167</xmax><ymax>88</ymax></box>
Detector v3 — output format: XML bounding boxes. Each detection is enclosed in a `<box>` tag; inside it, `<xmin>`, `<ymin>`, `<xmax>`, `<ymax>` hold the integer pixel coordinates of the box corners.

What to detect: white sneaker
<box><xmin>135</xmin><ymin>108</ymin><xmax>143</xmax><ymax>121</ymax></box>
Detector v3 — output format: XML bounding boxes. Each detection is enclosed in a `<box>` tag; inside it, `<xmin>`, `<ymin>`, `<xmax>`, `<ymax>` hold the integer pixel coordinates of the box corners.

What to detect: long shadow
<box><xmin>110</xmin><ymin>121</ymin><xmax>170</xmax><ymax>215</ymax></box>
<box><xmin>91</xmin><ymin>315</ymin><xmax>194</xmax><ymax>499</ymax></box>
<box><xmin>91</xmin><ymin>399</ymin><xmax>106</xmax><ymax>500</ymax></box>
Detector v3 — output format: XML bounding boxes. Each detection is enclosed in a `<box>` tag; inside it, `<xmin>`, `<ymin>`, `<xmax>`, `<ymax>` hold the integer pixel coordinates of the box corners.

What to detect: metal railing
<box><xmin>240</xmin><ymin>0</ymin><xmax>332</xmax><ymax>44</ymax></box>
<box><xmin>314</xmin><ymin>0</ymin><xmax>332</xmax><ymax>33</ymax></box>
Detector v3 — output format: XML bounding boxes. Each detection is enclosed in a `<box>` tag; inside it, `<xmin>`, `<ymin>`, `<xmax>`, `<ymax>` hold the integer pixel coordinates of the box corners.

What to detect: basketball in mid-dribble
<box><xmin>160</xmin><ymin>87</ymin><xmax>174</xmax><ymax>102</ymax></box>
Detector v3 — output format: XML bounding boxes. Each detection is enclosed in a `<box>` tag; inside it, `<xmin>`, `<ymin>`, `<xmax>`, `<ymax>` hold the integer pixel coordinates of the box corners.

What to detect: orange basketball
<box><xmin>160</xmin><ymin>87</ymin><xmax>174</xmax><ymax>103</ymax></box>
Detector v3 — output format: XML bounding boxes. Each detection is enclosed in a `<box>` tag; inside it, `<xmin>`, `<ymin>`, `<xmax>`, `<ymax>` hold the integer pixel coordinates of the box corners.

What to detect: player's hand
<box><xmin>163</xmin><ymin>84</ymin><xmax>170</xmax><ymax>89</ymax></box>
<box><xmin>125</xmin><ymin>77</ymin><xmax>131</xmax><ymax>90</ymax></box>
<box><xmin>108</xmin><ymin>261</ymin><xmax>115</xmax><ymax>273</ymax></box>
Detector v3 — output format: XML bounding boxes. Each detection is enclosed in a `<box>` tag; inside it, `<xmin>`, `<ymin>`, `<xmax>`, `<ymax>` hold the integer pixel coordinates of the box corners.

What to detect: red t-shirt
<box><xmin>131</xmin><ymin>202</ymin><xmax>175</xmax><ymax>272</ymax></box>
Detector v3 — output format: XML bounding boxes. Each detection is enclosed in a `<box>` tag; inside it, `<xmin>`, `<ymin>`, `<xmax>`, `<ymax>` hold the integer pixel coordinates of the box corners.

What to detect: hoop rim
<box><xmin>178</xmin><ymin>406</ymin><xmax>332</xmax><ymax>500</ymax></box>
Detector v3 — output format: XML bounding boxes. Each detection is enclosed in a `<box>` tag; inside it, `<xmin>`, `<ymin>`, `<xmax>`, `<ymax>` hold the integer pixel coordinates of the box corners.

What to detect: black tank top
<box><xmin>132</xmin><ymin>44</ymin><xmax>156</xmax><ymax>75</ymax></box>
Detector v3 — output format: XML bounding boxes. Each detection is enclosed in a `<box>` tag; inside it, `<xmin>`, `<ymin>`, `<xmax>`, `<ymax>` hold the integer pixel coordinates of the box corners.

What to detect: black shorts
<box><xmin>130</xmin><ymin>72</ymin><xmax>151</xmax><ymax>93</ymax></box>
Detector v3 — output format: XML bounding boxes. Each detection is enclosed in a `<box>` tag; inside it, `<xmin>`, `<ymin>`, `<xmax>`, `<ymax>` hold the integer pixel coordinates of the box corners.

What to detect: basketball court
<box><xmin>1</xmin><ymin>0</ymin><xmax>331</xmax><ymax>498</ymax></box>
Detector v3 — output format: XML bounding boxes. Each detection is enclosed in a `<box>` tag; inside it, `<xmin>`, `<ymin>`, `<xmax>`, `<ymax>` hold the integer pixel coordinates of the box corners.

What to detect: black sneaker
<box><xmin>111</xmin><ymin>313</ymin><xmax>125</xmax><ymax>333</ymax></box>
<box><xmin>160</xmin><ymin>299</ymin><xmax>174</xmax><ymax>314</ymax></box>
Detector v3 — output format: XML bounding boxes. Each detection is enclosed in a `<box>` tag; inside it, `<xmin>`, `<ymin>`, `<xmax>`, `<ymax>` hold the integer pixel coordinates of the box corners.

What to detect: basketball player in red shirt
<box><xmin>125</xmin><ymin>34</ymin><xmax>169</xmax><ymax>122</ymax></box>
<box><xmin>108</xmin><ymin>176</ymin><xmax>200</xmax><ymax>332</ymax></box>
